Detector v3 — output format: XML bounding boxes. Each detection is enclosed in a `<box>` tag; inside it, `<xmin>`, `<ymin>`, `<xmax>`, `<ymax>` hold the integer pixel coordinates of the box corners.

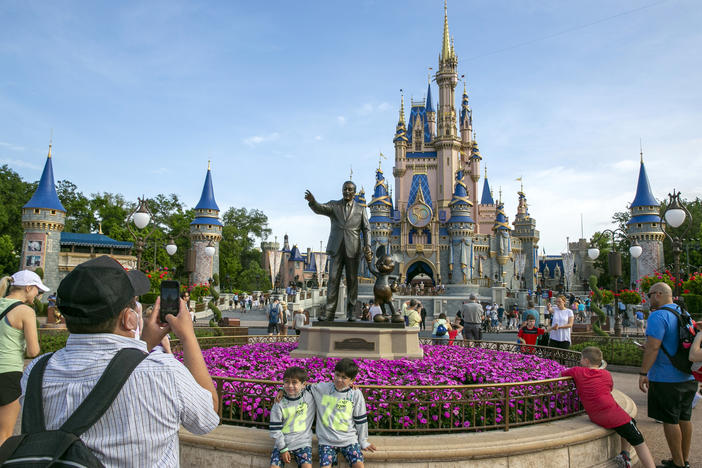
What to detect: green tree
<box><xmin>0</xmin><ymin>234</ymin><xmax>20</xmax><ymax>276</ymax></box>
<box><xmin>0</xmin><ymin>165</ymin><xmax>36</xmax><ymax>269</ymax></box>
<box><xmin>659</xmin><ymin>197</ymin><xmax>702</xmax><ymax>276</ymax></box>
<box><xmin>57</xmin><ymin>180</ymin><xmax>94</xmax><ymax>233</ymax></box>
<box><xmin>219</xmin><ymin>207</ymin><xmax>272</xmax><ymax>291</ymax></box>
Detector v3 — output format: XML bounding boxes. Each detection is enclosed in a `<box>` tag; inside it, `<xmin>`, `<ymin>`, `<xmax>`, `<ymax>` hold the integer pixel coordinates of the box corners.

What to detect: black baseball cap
<box><xmin>57</xmin><ymin>255</ymin><xmax>150</xmax><ymax>325</ymax></box>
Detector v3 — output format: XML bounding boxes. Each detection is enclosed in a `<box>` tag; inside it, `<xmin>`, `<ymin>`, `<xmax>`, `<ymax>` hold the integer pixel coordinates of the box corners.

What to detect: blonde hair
<box><xmin>0</xmin><ymin>276</ymin><xmax>12</xmax><ymax>298</ymax></box>
<box><xmin>581</xmin><ymin>346</ymin><xmax>603</xmax><ymax>367</ymax></box>
<box><xmin>0</xmin><ymin>276</ymin><xmax>23</xmax><ymax>298</ymax></box>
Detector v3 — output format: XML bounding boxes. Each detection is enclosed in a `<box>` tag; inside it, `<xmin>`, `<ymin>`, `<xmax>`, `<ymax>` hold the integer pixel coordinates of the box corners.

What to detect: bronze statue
<box><xmin>368</xmin><ymin>245</ymin><xmax>402</xmax><ymax>323</ymax></box>
<box><xmin>305</xmin><ymin>181</ymin><xmax>372</xmax><ymax>321</ymax></box>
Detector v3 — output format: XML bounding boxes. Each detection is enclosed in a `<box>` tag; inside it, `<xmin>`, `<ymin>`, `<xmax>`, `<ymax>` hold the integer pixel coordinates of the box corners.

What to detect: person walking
<box><xmin>460</xmin><ymin>294</ymin><xmax>483</xmax><ymax>341</ymax></box>
<box><xmin>546</xmin><ymin>295</ymin><xmax>574</xmax><ymax>349</ymax></box>
<box><xmin>0</xmin><ymin>271</ymin><xmax>44</xmax><ymax>444</ymax></box>
<box><xmin>420</xmin><ymin>304</ymin><xmax>427</xmax><ymax>331</ymax></box>
<box><xmin>639</xmin><ymin>282</ymin><xmax>696</xmax><ymax>468</ymax></box>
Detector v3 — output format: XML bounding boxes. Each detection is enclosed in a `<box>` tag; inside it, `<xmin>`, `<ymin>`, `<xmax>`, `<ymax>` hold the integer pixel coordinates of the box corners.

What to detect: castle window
<box><xmin>652</xmin><ymin>223</ymin><xmax>657</xmax><ymax>227</ymax></box>
<box><xmin>447</xmin><ymin>157</ymin><xmax>449</xmax><ymax>165</ymax></box>
<box><xmin>51</xmin><ymin>210</ymin><xmax>56</xmax><ymax>215</ymax></box>
<box><xmin>637</xmin><ymin>224</ymin><xmax>642</xmax><ymax>228</ymax></box>
<box><xmin>34</xmin><ymin>209</ymin><xmax>40</xmax><ymax>214</ymax></box>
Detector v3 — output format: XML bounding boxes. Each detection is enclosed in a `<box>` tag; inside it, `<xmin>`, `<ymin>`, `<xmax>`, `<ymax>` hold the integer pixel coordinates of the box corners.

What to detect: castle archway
<box><xmin>404</xmin><ymin>259</ymin><xmax>436</xmax><ymax>285</ymax></box>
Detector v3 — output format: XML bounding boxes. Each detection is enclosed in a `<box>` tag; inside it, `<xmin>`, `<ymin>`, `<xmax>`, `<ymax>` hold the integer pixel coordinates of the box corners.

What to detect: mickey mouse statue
<box><xmin>368</xmin><ymin>245</ymin><xmax>403</xmax><ymax>323</ymax></box>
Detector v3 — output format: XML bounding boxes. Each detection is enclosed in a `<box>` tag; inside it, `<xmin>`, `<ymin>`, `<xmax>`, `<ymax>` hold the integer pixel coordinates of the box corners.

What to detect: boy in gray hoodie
<box><xmin>269</xmin><ymin>367</ymin><xmax>315</xmax><ymax>468</ymax></box>
<box><xmin>309</xmin><ymin>358</ymin><xmax>377</xmax><ymax>468</ymax></box>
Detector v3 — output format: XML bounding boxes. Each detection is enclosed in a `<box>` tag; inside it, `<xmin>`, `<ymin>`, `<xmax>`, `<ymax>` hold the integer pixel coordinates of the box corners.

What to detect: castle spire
<box><xmin>630</xmin><ymin>159</ymin><xmax>658</xmax><ymax>208</ymax></box>
<box><xmin>441</xmin><ymin>0</ymin><xmax>452</xmax><ymax>63</ymax></box>
<box><xmin>480</xmin><ymin>169</ymin><xmax>494</xmax><ymax>205</ymax></box>
<box><xmin>194</xmin><ymin>163</ymin><xmax>220</xmax><ymax>211</ymax></box>
<box><xmin>426</xmin><ymin>81</ymin><xmax>434</xmax><ymax>113</ymax></box>
<box><xmin>23</xmin><ymin>143</ymin><xmax>66</xmax><ymax>212</ymax></box>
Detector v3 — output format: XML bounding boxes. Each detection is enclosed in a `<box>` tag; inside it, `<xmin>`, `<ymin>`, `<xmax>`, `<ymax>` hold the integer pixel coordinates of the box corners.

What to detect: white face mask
<box><xmin>130</xmin><ymin>309</ymin><xmax>141</xmax><ymax>341</ymax></box>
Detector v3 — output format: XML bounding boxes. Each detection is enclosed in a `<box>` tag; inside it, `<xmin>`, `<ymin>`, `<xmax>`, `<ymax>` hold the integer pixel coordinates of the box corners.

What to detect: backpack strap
<box><xmin>656</xmin><ymin>305</ymin><xmax>689</xmax><ymax>363</ymax></box>
<box><xmin>21</xmin><ymin>353</ymin><xmax>55</xmax><ymax>433</ymax></box>
<box><xmin>59</xmin><ymin>348</ymin><xmax>147</xmax><ymax>436</ymax></box>
<box><xmin>0</xmin><ymin>301</ymin><xmax>24</xmax><ymax>323</ymax></box>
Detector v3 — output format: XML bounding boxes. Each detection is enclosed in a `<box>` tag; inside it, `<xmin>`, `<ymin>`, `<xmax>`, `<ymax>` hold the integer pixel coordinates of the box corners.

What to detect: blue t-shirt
<box><xmin>646</xmin><ymin>303</ymin><xmax>695</xmax><ymax>383</ymax></box>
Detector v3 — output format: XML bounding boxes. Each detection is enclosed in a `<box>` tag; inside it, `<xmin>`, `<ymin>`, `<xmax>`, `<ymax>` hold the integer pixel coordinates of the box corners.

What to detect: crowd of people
<box><xmin>0</xmin><ymin>260</ymin><xmax>696</xmax><ymax>466</ymax></box>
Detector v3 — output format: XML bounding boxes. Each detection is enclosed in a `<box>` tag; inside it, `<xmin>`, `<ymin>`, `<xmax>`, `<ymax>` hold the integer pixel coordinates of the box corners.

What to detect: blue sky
<box><xmin>2</xmin><ymin>0</ymin><xmax>700</xmax><ymax>255</ymax></box>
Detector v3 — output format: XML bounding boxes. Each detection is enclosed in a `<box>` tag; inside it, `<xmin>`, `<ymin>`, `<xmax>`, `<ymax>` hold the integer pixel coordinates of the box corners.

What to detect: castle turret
<box><xmin>459</xmin><ymin>83</ymin><xmax>472</xmax><ymax>148</ymax></box>
<box><xmin>189</xmin><ymin>162</ymin><xmax>222</xmax><ymax>286</ymax></box>
<box><xmin>354</xmin><ymin>188</ymin><xmax>367</xmax><ymax>208</ymax></box>
<box><xmin>627</xmin><ymin>154</ymin><xmax>664</xmax><ymax>283</ymax></box>
<box><xmin>468</xmin><ymin>138</ymin><xmax>482</xmax><ymax>223</ymax></box>
<box><xmin>369</xmin><ymin>167</ymin><xmax>393</xmax><ymax>252</ymax></box>
<box><xmin>447</xmin><ymin>170</ymin><xmax>474</xmax><ymax>283</ymax></box>
<box><xmin>392</xmin><ymin>93</ymin><xmax>408</xmax><ymax>211</ymax></box>
<box><xmin>21</xmin><ymin>143</ymin><xmax>65</xmax><ymax>292</ymax></box>
<box><xmin>434</xmin><ymin>2</ymin><xmax>461</xmax><ymax>221</ymax></box>
<box><xmin>512</xmin><ymin>187</ymin><xmax>540</xmax><ymax>290</ymax></box>
<box><xmin>477</xmin><ymin>166</ymin><xmax>496</xmax><ymax>234</ymax></box>
<box><xmin>426</xmin><ymin>80</ymin><xmax>436</xmax><ymax>139</ymax></box>
<box><xmin>492</xmin><ymin>201</ymin><xmax>511</xmax><ymax>282</ymax></box>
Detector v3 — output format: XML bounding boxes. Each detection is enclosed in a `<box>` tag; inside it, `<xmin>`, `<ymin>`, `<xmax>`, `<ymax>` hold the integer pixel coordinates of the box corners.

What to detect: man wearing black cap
<box><xmin>20</xmin><ymin>256</ymin><xmax>219</xmax><ymax>467</ymax></box>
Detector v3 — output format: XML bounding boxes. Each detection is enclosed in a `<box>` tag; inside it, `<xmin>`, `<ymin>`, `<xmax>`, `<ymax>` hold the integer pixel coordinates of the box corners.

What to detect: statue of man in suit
<box><xmin>305</xmin><ymin>181</ymin><xmax>372</xmax><ymax>321</ymax></box>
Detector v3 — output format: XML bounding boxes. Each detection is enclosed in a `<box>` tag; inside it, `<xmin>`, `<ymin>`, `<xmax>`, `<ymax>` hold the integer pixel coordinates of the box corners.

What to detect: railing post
<box><xmin>504</xmin><ymin>384</ymin><xmax>510</xmax><ymax>431</ymax></box>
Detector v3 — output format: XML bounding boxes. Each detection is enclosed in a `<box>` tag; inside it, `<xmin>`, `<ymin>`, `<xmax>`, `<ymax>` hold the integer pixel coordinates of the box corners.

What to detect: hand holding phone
<box><xmin>159</xmin><ymin>280</ymin><xmax>181</xmax><ymax>323</ymax></box>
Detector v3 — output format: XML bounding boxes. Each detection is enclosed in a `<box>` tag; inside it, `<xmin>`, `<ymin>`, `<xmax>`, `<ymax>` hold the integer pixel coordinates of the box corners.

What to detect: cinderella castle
<box><xmin>358</xmin><ymin>4</ymin><xmax>540</xmax><ymax>294</ymax></box>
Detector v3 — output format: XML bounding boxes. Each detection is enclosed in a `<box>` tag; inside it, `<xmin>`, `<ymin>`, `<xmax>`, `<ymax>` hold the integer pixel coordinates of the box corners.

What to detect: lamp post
<box><xmin>661</xmin><ymin>190</ymin><xmax>692</xmax><ymax>298</ymax></box>
<box><xmin>588</xmin><ymin>229</ymin><xmax>642</xmax><ymax>336</ymax></box>
<box><xmin>126</xmin><ymin>196</ymin><xmax>155</xmax><ymax>271</ymax></box>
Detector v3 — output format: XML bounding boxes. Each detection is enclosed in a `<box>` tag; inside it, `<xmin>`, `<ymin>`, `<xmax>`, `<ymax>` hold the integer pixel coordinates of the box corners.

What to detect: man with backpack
<box><xmin>5</xmin><ymin>255</ymin><xmax>219</xmax><ymax>467</ymax></box>
<box><xmin>639</xmin><ymin>282</ymin><xmax>696</xmax><ymax>468</ymax></box>
<box><xmin>268</xmin><ymin>298</ymin><xmax>283</xmax><ymax>336</ymax></box>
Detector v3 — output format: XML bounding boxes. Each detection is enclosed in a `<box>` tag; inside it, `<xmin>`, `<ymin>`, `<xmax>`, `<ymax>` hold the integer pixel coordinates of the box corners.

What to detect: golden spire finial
<box><xmin>350</xmin><ymin>165</ymin><xmax>353</xmax><ymax>180</ymax></box>
<box><xmin>484</xmin><ymin>164</ymin><xmax>487</xmax><ymax>179</ymax></box>
<box><xmin>441</xmin><ymin>0</ymin><xmax>451</xmax><ymax>61</ymax></box>
<box><xmin>379</xmin><ymin>150</ymin><xmax>386</xmax><ymax>170</ymax></box>
<box><xmin>499</xmin><ymin>186</ymin><xmax>502</xmax><ymax>204</ymax></box>
<box><xmin>208</xmin><ymin>160</ymin><xmax>211</xmax><ymax>170</ymax></box>
<box><xmin>463</xmin><ymin>80</ymin><xmax>467</xmax><ymax>95</ymax></box>
<box><xmin>639</xmin><ymin>138</ymin><xmax>644</xmax><ymax>163</ymax></box>
<box><xmin>399</xmin><ymin>89</ymin><xmax>405</xmax><ymax>124</ymax></box>
<box><xmin>98</xmin><ymin>222</ymin><xmax>103</xmax><ymax>234</ymax></box>
<box><xmin>47</xmin><ymin>129</ymin><xmax>53</xmax><ymax>159</ymax></box>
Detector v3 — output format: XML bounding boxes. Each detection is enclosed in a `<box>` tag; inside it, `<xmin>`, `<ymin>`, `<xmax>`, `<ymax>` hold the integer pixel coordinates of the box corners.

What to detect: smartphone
<box><xmin>160</xmin><ymin>280</ymin><xmax>180</xmax><ymax>323</ymax></box>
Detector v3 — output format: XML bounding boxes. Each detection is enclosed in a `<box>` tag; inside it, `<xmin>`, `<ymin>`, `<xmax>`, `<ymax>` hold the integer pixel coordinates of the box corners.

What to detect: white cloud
<box><xmin>0</xmin><ymin>142</ymin><xmax>25</xmax><ymax>151</ymax></box>
<box><xmin>243</xmin><ymin>132</ymin><xmax>280</xmax><ymax>146</ymax></box>
<box><xmin>610</xmin><ymin>159</ymin><xmax>639</xmax><ymax>172</ymax></box>
<box><xmin>0</xmin><ymin>158</ymin><xmax>41</xmax><ymax>170</ymax></box>
<box><xmin>314</xmin><ymin>135</ymin><xmax>323</xmax><ymax>141</ymax></box>
<box><xmin>152</xmin><ymin>167</ymin><xmax>169</xmax><ymax>175</ymax></box>
<box><xmin>336</xmin><ymin>116</ymin><xmax>346</xmax><ymax>125</ymax></box>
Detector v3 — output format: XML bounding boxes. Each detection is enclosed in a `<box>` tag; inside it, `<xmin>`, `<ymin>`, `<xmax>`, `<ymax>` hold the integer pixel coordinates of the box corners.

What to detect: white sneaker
<box><xmin>692</xmin><ymin>391</ymin><xmax>701</xmax><ymax>409</ymax></box>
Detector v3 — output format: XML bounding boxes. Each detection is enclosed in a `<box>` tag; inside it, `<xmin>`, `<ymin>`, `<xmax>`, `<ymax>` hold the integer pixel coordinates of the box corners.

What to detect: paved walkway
<box><xmin>611</xmin><ymin>372</ymin><xmax>701</xmax><ymax>467</ymax></box>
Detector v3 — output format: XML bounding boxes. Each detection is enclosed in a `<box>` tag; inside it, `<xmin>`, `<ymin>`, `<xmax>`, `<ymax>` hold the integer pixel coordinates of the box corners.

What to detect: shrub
<box><xmin>619</xmin><ymin>289</ymin><xmax>642</xmax><ymax>305</ymax></box>
<box><xmin>33</xmin><ymin>297</ymin><xmax>48</xmax><ymax>317</ymax></box>
<box><xmin>588</xmin><ymin>276</ymin><xmax>608</xmax><ymax>337</ymax></box>
<box><xmin>683</xmin><ymin>273</ymin><xmax>702</xmax><ymax>296</ymax></box>
<box><xmin>39</xmin><ymin>332</ymin><xmax>68</xmax><ymax>353</ymax></box>
<box><xmin>140</xmin><ymin>292</ymin><xmax>159</xmax><ymax>305</ymax></box>
<box><xmin>683</xmin><ymin>294</ymin><xmax>702</xmax><ymax>319</ymax></box>
<box><xmin>639</xmin><ymin>270</ymin><xmax>676</xmax><ymax>294</ymax></box>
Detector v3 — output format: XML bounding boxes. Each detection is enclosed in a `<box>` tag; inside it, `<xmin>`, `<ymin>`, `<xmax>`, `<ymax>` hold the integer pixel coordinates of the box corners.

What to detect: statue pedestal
<box><xmin>290</xmin><ymin>323</ymin><xmax>424</xmax><ymax>360</ymax></box>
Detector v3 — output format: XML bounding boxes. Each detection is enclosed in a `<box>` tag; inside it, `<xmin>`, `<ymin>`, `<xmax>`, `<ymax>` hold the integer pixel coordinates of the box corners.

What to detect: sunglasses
<box><xmin>647</xmin><ymin>291</ymin><xmax>660</xmax><ymax>298</ymax></box>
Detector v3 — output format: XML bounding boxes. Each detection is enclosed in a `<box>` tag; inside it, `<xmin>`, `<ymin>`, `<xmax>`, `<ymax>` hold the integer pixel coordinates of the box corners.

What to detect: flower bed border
<box><xmin>178</xmin><ymin>335</ymin><xmax>584</xmax><ymax>434</ymax></box>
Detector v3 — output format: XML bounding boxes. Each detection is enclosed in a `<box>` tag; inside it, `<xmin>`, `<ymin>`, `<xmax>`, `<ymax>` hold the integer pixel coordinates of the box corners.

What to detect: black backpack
<box><xmin>0</xmin><ymin>348</ymin><xmax>147</xmax><ymax>467</ymax></box>
<box><xmin>658</xmin><ymin>305</ymin><xmax>697</xmax><ymax>374</ymax></box>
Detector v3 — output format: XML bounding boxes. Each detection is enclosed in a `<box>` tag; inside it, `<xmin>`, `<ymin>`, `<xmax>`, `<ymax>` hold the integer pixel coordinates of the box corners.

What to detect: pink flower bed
<box><xmin>196</xmin><ymin>343</ymin><xmax>581</xmax><ymax>432</ymax></box>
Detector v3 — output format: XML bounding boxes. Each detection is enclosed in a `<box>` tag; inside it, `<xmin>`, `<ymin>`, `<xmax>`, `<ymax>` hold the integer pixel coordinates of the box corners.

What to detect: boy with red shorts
<box><xmin>562</xmin><ymin>347</ymin><xmax>654</xmax><ymax>468</ymax></box>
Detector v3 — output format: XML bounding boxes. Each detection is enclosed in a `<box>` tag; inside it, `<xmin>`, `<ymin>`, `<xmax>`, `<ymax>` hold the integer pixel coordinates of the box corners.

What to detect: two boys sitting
<box><xmin>270</xmin><ymin>358</ymin><xmax>376</xmax><ymax>468</ymax></box>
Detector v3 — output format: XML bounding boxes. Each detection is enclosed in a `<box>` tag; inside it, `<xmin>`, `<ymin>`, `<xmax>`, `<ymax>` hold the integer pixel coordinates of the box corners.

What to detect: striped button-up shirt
<box><xmin>21</xmin><ymin>334</ymin><xmax>219</xmax><ymax>467</ymax></box>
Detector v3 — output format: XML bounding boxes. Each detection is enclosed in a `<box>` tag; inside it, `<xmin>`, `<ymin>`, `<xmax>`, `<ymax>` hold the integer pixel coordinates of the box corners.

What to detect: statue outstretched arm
<box><xmin>305</xmin><ymin>190</ymin><xmax>332</xmax><ymax>216</ymax></box>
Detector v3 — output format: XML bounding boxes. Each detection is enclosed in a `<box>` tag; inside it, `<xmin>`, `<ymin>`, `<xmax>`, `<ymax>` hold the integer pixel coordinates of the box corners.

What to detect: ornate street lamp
<box><xmin>126</xmin><ymin>196</ymin><xmax>155</xmax><ymax>271</ymax></box>
<box><xmin>205</xmin><ymin>239</ymin><xmax>216</xmax><ymax>258</ymax></box>
<box><xmin>588</xmin><ymin>229</ymin><xmax>642</xmax><ymax>336</ymax></box>
<box><xmin>661</xmin><ymin>190</ymin><xmax>693</xmax><ymax>298</ymax></box>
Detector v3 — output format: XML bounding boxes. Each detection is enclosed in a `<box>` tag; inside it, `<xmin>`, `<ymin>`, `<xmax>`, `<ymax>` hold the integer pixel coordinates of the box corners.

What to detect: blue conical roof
<box><xmin>194</xmin><ymin>168</ymin><xmax>220</xmax><ymax>211</ymax></box>
<box><xmin>449</xmin><ymin>170</ymin><xmax>471</xmax><ymax>207</ymax></box>
<box><xmin>354</xmin><ymin>188</ymin><xmax>367</xmax><ymax>208</ymax></box>
<box><xmin>480</xmin><ymin>178</ymin><xmax>494</xmax><ymax>205</ymax></box>
<box><xmin>630</xmin><ymin>161</ymin><xmax>658</xmax><ymax>208</ymax></box>
<box><xmin>289</xmin><ymin>245</ymin><xmax>305</xmax><ymax>262</ymax></box>
<box><xmin>369</xmin><ymin>169</ymin><xmax>392</xmax><ymax>208</ymax></box>
<box><xmin>426</xmin><ymin>82</ymin><xmax>435</xmax><ymax>113</ymax></box>
<box><xmin>493</xmin><ymin>202</ymin><xmax>510</xmax><ymax>231</ymax></box>
<box><xmin>460</xmin><ymin>90</ymin><xmax>471</xmax><ymax>127</ymax></box>
<box><xmin>23</xmin><ymin>147</ymin><xmax>65</xmax><ymax>212</ymax></box>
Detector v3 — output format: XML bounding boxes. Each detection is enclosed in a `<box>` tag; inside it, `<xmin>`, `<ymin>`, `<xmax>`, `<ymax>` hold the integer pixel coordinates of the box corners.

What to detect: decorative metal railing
<box><xmin>194</xmin><ymin>336</ymin><xmax>583</xmax><ymax>433</ymax></box>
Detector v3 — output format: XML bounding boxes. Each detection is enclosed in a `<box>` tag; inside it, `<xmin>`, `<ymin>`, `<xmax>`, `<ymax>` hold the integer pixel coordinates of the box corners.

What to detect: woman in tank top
<box><xmin>0</xmin><ymin>270</ymin><xmax>45</xmax><ymax>444</ymax></box>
